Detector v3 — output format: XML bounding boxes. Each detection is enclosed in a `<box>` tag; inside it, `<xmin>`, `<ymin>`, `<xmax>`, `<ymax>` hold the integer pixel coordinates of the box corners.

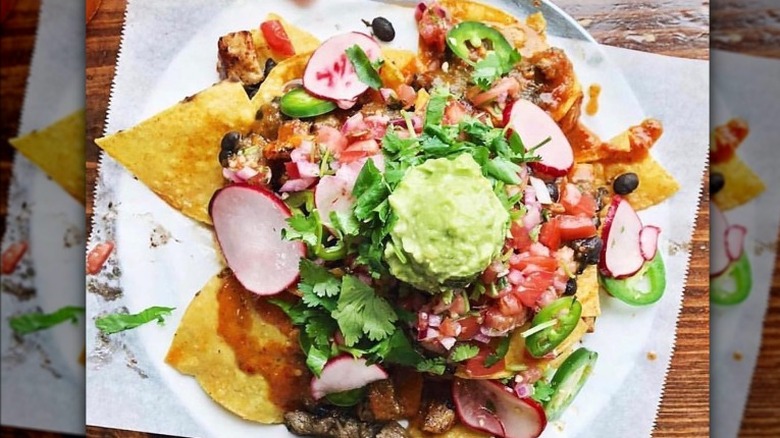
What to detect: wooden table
<box><xmin>0</xmin><ymin>0</ymin><xmax>770</xmax><ymax>437</ymax></box>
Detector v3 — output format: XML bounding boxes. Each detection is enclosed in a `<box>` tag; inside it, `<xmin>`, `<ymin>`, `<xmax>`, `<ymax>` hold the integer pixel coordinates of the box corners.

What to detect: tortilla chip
<box><xmin>576</xmin><ymin>265</ymin><xmax>601</xmax><ymax>318</ymax></box>
<box><xmin>712</xmin><ymin>156</ymin><xmax>765</xmax><ymax>211</ymax></box>
<box><xmin>251</xmin><ymin>13</ymin><xmax>320</xmax><ymax>64</ymax></box>
<box><xmin>252</xmin><ymin>48</ymin><xmax>417</xmax><ymax>109</ymax></box>
<box><xmin>96</xmin><ymin>80</ymin><xmax>256</xmax><ymax>224</ymax></box>
<box><xmin>595</xmin><ymin>153</ymin><xmax>680</xmax><ymax>211</ymax></box>
<box><xmin>9</xmin><ymin>109</ymin><xmax>85</xmax><ymax>205</ymax></box>
<box><xmin>409</xmin><ymin>424</ymin><xmax>489</xmax><ymax>438</ymax></box>
<box><xmin>166</xmin><ymin>274</ymin><xmax>292</xmax><ymax>423</ymax></box>
<box><xmin>440</xmin><ymin>0</ymin><xmax>519</xmax><ymax>24</ymax></box>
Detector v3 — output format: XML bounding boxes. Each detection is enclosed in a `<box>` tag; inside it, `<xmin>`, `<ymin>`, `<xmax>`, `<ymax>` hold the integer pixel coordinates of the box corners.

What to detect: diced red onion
<box><xmin>365</xmin><ymin>114</ymin><xmax>390</xmax><ymax>139</ymax></box>
<box><xmin>379</xmin><ymin>88</ymin><xmax>397</xmax><ymax>102</ymax></box>
<box><xmin>295</xmin><ymin>160</ymin><xmax>320</xmax><ymax>178</ymax></box>
<box><xmin>529</xmin><ymin>242</ymin><xmax>551</xmax><ymax>257</ymax></box>
<box><xmin>440</xmin><ymin>336</ymin><xmax>457</xmax><ymax>351</ymax></box>
<box><xmin>428</xmin><ymin>314</ymin><xmax>443</xmax><ymax>328</ymax></box>
<box><xmin>474</xmin><ymin>333</ymin><xmax>491</xmax><ymax>344</ymax></box>
<box><xmin>424</xmin><ymin>328</ymin><xmax>440</xmax><ymax>341</ymax></box>
<box><xmin>507</xmin><ymin>269</ymin><xmax>524</xmax><ymax>286</ymax></box>
<box><xmin>523</xmin><ymin>205</ymin><xmax>542</xmax><ymax>230</ymax></box>
<box><xmin>342</xmin><ymin>112</ymin><xmax>365</xmax><ymax>134</ymax></box>
<box><xmin>337</xmin><ymin>98</ymin><xmax>358</xmax><ymax>110</ymax></box>
<box><xmin>481</xmin><ymin>325</ymin><xmax>510</xmax><ymax>337</ymax></box>
<box><xmin>222</xmin><ymin>167</ymin><xmax>240</xmax><ymax>183</ymax></box>
<box><xmin>514</xmin><ymin>383</ymin><xmax>533</xmax><ymax>398</ymax></box>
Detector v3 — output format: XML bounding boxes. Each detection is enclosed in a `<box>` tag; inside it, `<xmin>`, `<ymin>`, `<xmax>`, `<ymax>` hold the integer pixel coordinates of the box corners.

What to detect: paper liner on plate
<box><xmin>85</xmin><ymin>1</ymin><xmax>708</xmax><ymax>437</ymax></box>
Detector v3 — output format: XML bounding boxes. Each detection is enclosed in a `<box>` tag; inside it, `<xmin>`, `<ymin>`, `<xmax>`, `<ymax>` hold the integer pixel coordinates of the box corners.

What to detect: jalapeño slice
<box><xmin>525</xmin><ymin>296</ymin><xmax>582</xmax><ymax>358</ymax></box>
<box><xmin>711</xmin><ymin>253</ymin><xmax>752</xmax><ymax>305</ymax></box>
<box><xmin>545</xmin><ymin>347</ymin><xmax>598</xmax><ymax>421</ymax></box>
<box><xmin>280</xmin><ymin>87</ymin><xmax>337</xmax><ymax>118</ymax></box>
<box><xmin>325</xmin><ymin>387</ymin><xmax>366</xmax><ymax>407</ymax></box>
<box><xmin>599</xmin><ymin>253</ymin><xmax>666</xmax><ymax>306</ymax></box>
<box><xmin>446</xmin><ymin>21</ymin><xmax>517</xmax><ymax>67</ymax></box>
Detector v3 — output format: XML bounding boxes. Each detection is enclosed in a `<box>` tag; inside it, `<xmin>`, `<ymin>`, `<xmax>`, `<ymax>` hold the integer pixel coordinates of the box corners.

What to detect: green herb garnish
<box><xmin>95</xmin><ymin>306</ymin><xmax>175</xmax><ymax>335</ymax></box>
<box><xmin>9</xmin><ymin>306</ymin><xmax>84</xmax><ymax>335</ymax></box>
<box><xmin>345</xmin><ymin>45</ymin><xmax>383</xmax><ymax>90</ymax></box>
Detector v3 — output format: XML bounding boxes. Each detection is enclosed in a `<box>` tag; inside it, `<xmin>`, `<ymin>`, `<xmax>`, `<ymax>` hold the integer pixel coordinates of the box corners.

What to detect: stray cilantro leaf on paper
<box><xmin>95</xmin><ymin>306</ymin><xmax>176</xmax><ymax>335</ymax></box>
<box><xmin>9</xmin><ymin>306</ymin><xmax>84</xmax><ymax>335</ymax></box>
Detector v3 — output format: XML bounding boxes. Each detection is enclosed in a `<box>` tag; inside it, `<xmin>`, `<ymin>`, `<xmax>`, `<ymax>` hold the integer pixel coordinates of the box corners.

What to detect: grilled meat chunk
<box><xmin>420</xmin><ymin>397</ymin><xmax>456</xmax><ymax>434</ymax></box>
<box><xmin>368</xmin><ymin>380</ymin><xmax>404</xmax><ymax>421</ymax></box>
<box><xmin>217</xmin><ymin>31</ymin><xmax>265</xmax><ymax>86</ymax></box>
<box><xmin>284</xmin><ymin>410</ymin><xmax>409</xmax><ymax>438</ymax></box>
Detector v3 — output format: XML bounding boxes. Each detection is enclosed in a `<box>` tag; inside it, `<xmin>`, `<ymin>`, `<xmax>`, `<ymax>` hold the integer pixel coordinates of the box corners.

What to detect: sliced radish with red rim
<box><xmin>507</xmin><ymin>99</ymin><xmax>574</xmax><ymax>177</ymax></box>
<box><xmin>310</xmin><ymin>355</ymin><xmax>387</xmax><ymax>400</ymax></box>
<box><xmin>315</xmin><ymin>175</ymin><xmax>356</xmax><ymax>230</ymax></box>
<box><xmin>710</xmin><ymin>204</ymin><xmax>730</xmax><ymax>277</ymax></box>
<box><xmin>209</xmin><ymin>184</ymin><xmax>304</xmax><ymax>295</ymax></box>
<box><xmin>639</xmin><ymin>225</ymin><xmax>661</xmax><ymax>261</ymax></box>
<box><xmin>599</xmin><ymin>196</ymin><xmax>644</xmax><ymax>278</ymax></box>
<box><xmin>725</xmin><ymin>224</ymin><xmax>746</xmax><ymax>262</ymax></box>
<box><xmin>303</xmin><ymin>32</ymin><xmax>381</xmax><ymax>102</ymax></box>
<box><xmin>453</xmin><ymin>379</ymin><xmax>547</xmax><ymax>438</ymax></box>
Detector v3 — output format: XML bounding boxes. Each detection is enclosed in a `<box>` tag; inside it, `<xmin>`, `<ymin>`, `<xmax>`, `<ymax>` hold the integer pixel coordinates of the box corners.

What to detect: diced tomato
<box><xmin>558</xmin><ymin>215</ymin><xmax>598</xmax><ymax>241</ymax></box>
<box><xmin>509</xmin><ymin>255</ymin><xmax>558</xmax><ymax>273</ymax></box>
<box><xmin>345</xmin><ymin>138</ymin><xmax>380</xmax><ymax>154</ymax></box>
<box><xmin>86</xmin><ymin>242</ymin><xmax>114</xmax><ymax>275</ymax></box>
<box><xmin>464</xmin><ymin>346</ymin><xmax>506</xmax><ymax>377</ymax></box>
<box><xmin>260</xmin><ymin>20</ymin><xmax>295</xmax><ymax>57</ymax></box>
<box><xmin>1</xmin><ymin>241</ymin><xmax>27</xmax><ymax>274</ymax></box>
<box><xmin>316</xmin><ymin>126</ymin><xmax>348</xmax><ymax>156</ymax></box>
<box><xmin>417</xmin><ymin>5</ymin><xmax>451</xmax><ymax>53</ymax></box>
<box><xmin>498</xmin><ymin>293</ymin><xmax>524</xmax><ymax>316</ymax></box>
<box><xmin>538</xmin><ymin>218</ymin><xmax>561</xmax><ymax>251</ymax></box>
<box><xmin>440</xmin><ymin>318</ymin><xmax>462</xmax><ymax>337</ymax></box>
<box><xmin>481</xmin><ymin>260</ymin><xmax>507</xmax><ymax>285</ymax></box>
<box><xmin>510</xmin><ymin>221</ymin><xmax>533</xmax><ymax>252</ymax></box>
<box><xmin>443</xmin><ymin>101</ymin><xmax>469</xmax><ymax>125</ymax></box>
<box><xmin>284</xmin><ymin>161</ymin><xmax>301</xmax><ymax>179</ymax></box>
<box><xmin>397</xmin><ymin>84</ymin><xmax>417</xmax><ymax>108</ymax></box>
<box><xmin>562</xmin><ymin>184</ymin><xmax>597</xmax><ymax>217</ymax></box>
<box><xmin>457</xmin><ymin>316</ymin><xmax>481</xmax><ymax>340</ymax></box>
<box><xmin>515</xmin><ymin>271</ymin><xmax>554</xmax><ymax>308</ymax></box>
<box><xmin>449</xmin><ymin>293</ymin><xmax>468</xmax><ymax>317</ymax></box>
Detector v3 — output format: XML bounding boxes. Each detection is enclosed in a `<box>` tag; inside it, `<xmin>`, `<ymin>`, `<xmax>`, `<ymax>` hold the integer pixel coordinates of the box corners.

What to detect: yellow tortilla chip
<box><xmin>440</xmin><ymin>0</ymin><xmax>519</xmax><ymax>24</ymax></box>
<box><xmin>576</xmin><ymin>265</ymin><xmax>601</xmax><ymax>318</ymax></box>
<box><xmin>382</xmin><ymin>48</ymin><xmax>418</xmax><ymax>89</ymax></box>
<box><xmin>9</xmin><ymin>109</ymin><xmax>85</xmax><ymax>205</ymax></box>
<box><xmin>712</xmin><ymin>155</ymin><xmax>765</xmax><ymax>211</ymax></box>
<box><xmin>595</xmin><ymin>153</ymin><xmax>680</xmax><ymax>211</ymax></box>
<box><xmin>96</xmin><ymin>80</ymin><xmax>256</xmax><ymax>224</ymax></box>
<box><xmin>166</xmin><ymin>274</ymin><xmax>294</xmax><ymax>423</ymax></box>
<box><xmin>251</xmin><ymin>13</ymin><xmax>320</xmax><ymax>64</ymax></box>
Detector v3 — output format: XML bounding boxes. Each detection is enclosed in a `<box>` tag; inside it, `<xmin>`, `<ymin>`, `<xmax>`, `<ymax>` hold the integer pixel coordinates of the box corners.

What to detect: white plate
<box><xmin>87</xmin><ymin>1</ymin><xmax>705</xmax><ymax>437</ymax></box>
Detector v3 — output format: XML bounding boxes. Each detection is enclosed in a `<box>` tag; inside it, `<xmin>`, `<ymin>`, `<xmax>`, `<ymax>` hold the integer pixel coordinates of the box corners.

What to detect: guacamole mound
<box><xmin>385</xmin><ymin>154</ymin><xmax>509</xmax><ymax>293</ymax></box>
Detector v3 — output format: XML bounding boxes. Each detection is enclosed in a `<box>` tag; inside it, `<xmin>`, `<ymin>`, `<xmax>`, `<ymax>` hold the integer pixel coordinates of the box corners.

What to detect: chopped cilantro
<box><xmin>345</xmin><ymin>45</ymin><xmax>382</xmax><ymax>90</ymax></box>
<box><xmin>484</xmin><ymin>335</ymin><xmax>511</xmax><ymax>367</ymax></box>
<box><xmin>95</xmin><ymin>306</ymin><xmax>175</xmax><ymax>335</ymax></box>
<box><xmin>299</xmin><ymin>259</ymin><xmax>341</xmax><ymax>298</ymax></box>
<box><xmin>531</xmin><ymin>379</ymin><xmax>555</xmax><ymax>403</ymax></box>
<box><xmin>450</xmin><ymin>344</ymin><xmax>480</xmax><ymax>362</ymax></box>
<box><xmin>332</xmin><ymin>275</ymin><xmax>398</xmax><ymax>346</ymax></box>
<box><xmin>9</xmin><ymin>306</ymin><xmax>84</xmax><ymax>335</ymax></box>
<box><xmin>416</xmin><ymin>357</ymin><xmax>447</xmax><ymax>375</ymax></box>
<box><xmin>472</xmin><ymin>51</ymin><xmax>505</xmax><ymax>90</ymax></box>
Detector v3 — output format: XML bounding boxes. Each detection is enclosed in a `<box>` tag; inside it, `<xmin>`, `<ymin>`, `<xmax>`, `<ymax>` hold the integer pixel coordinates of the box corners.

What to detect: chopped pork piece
<box><xmin>421</xmin><ymin>397</ymin><xmax>456</xmax><ymax>434</ymax></box>
<box><xmin>217</xmin><ymin>30</ymin><xmax>265</xmax><ymax>85</ymax></box>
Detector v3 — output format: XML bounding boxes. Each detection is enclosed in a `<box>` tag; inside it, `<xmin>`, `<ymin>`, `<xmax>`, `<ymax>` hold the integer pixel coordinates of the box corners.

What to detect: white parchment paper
<box><xmin>86</xmin><ymin>1</ymin><xmax>708</xmax><ymax>437</ymax></box>
<box><xmin>0</xmin><ymin>0</ymin><xmax>85</xmax><ymax>434</ymax></box>
<box><xmin>710</xmin><ymin>50</ymin><xmax>780</xmax><ymax>438</ymax></box>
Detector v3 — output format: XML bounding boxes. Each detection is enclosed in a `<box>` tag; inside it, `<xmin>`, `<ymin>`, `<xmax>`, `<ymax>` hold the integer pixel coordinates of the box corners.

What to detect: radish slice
<box><xmin>303</xmin><ymin>32</ymin><xmax>381</xmax><ymax>101</ymax></box>
<box><xmin>315</xmin><ymin>175</ymin><xmax>356</xmax><ymax>229</ymax></box>
<box><xmin>209</xmin><ymin>184</ymin><xmax>304</xmax><ymax>295</ymax></box>
<box><xmin>639</xmin><ymin>225</ymin><xmax>661</xmax><ymax>261</ymax></box>
<box><xmin>310</xmin><ymin>356</ymin><xmax>388</xmax><ymax>400</ymax></box>
<box><xmin>453</xmin><ymin>379</ymin><xmax>547</xmax><ymax>438</ymax></box>
<box><xmin>507</xmin><ymin>99</ymin><xmax>574</xmax><ymax>177</ymax></box>
<box><xmin>710</xmin><ymin>204</ymin><xmax>730</xmax><ymax>277</ymax></box>
<box><xmin>725</xmin><ymin>224</ymin><xmax>747</xmax><ymax>262</ymax></box>
<box><xmin>599</xmin><ymin>196</ymin><xmax>644</xmax><ymax>278</ymax></box>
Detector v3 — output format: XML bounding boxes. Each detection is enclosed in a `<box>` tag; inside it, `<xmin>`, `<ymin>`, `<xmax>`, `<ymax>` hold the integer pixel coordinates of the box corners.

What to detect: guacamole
<box><xmin>385</xmin><ymin>154</ymin><xmax>510</xmax><ymax>293</ymax></box>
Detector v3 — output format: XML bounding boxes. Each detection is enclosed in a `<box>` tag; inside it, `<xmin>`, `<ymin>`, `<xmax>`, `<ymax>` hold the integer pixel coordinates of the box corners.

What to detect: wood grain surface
<box><xmin>0</xmin><ymin>0</ymin><xmax>771</xmax><ymax>437</ymax></box>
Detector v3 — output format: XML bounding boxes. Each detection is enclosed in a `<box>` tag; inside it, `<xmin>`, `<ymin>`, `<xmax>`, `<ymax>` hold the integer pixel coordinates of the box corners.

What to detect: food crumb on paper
<box><xmin>646</xmin><ymin>351</ymin><xmax>657</xmax><ymax>361</ymax></box>
<box><xmin>553</xmin><ymin>421</ymin><xmax>566</xmax><ymax>432</ymax></box>
<box><xmin>150</xmin><ymin>224</ymin><xmax>174</xmax><ymax>248</ymax></box>
<box><xmin>733</xmin><ymin>351</ymin><xmax>743</xmax><ymax>362</ymax></box>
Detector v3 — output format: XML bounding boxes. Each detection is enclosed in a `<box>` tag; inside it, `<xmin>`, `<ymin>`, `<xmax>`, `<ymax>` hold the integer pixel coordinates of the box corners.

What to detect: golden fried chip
<box><xmin>440</xmin><ymin>0</ymin><xmax>519</xmax><ymax>24</ymax></box>
<box><xmin>576</xmin><ymin>265</ymin><xmax>601</xmax><ymax>318</ymax></box>
<box><xmin>595</xmin><ymin>153</ymin><xmax>680</xmax><ymax>211</ymax></box>
<box><xmin>166</xmin><ymin>275</ymin><xmax>295</xmax><ymax>424</ymax></box>
<box><xmin>9</xmin><ymin>109</ymin><xmax>85</xmax><ymax>205</ymax></box>
<box><xmin>96</xmin><ymin>81</ymin><xmax>256</xmax><ymax>224</ymax></box>
<box><xmin>251</xmin><ymin>13</ymin><xmax>320</xmax><ymax>64</ymax></box>
<box><xmin>712</xmin><ymin>156</ymin><xmax>765</xmax><ymax>211</ymax></box>
<box><xmin>382</xmin><ymin>48</ymin><xmax>418</xmax><ymax>89</ymax></box>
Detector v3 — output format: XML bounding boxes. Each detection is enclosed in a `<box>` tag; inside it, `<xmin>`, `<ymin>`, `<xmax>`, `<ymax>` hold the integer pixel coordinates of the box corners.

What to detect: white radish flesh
<box><xmin>210</xmin><ymin>184</ymin><xmax>304</xmax><ymax>295</ymax></box>
<box><xmin>725</xmin><ymin>224</ymin><xmax>747</xmax><ymax>262</ymax></box>
<box><xmin>639</xmin><ymin>225</ymin><xmax>661</xmax><ymax>261</ymax></box>
<box><xmin>303</xmin><ymin>32</ymin><xmax>381</xmax><ymax>101</ymax></box>
<box><xmin>599</xmin><ymin>196</ymin><xmax>644</xmax><ymax>278</ymax></box>
<box><xmin>710</xmin><ymin>204</ymin><xmax>730</xmax><ymax>277</ymax></box>
<box><xmin>507</xmin><ymin>99</ymin><xmax>574</xmax><ymax>177</ymax></box>
<box><xmin>310</xmin><ymin>356</ymin><xmax>387</xmax><ymax>400</ymax></box>
<box><xmin>315</xmin><ymin>175</ymin><xmax>356</xmax><ymax>230</ymax></box>
<box><xmin>453</xmin><ymin>379</ymin><xmax>547</xmax><ymax>438</ymax></box>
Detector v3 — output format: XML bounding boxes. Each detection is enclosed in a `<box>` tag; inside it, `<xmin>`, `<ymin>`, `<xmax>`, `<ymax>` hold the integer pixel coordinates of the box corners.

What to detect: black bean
<box><xmin>370</xmin><ymin>17</ymin><xmax>395</xmax><ymax>42</ymax></box>
<box><xmin>546</xmin><ymin>182</ymin><xmax>559</xmax><ymax>202</ymax></box>
<box><xmin>563</xmin><ymin>278</ymin><xmax>577</xmax><ymax>296</ymax></box>
<box><xmin>218</xmin><ymin>149</ymin><xmax>233</xmax><ymax>167</ymax></box>
<box><xmin>571</xmin><ymin>237</ymin><xmax>603</xmax><ymax>266</ymax></box>
<box><xmin>264</xmin><ymin>58</ymin><xmax>277</xmax><ymax>78</ymax></box>
<box><xmin>710</xmin><ymin>172</ymin><xmax>725</xmax><ymax>195</ymax></box>
<box><xmin>221</xmin><ymin>131</ymin><xmax>241</xmax><ymax>152</ymax></box>
<box><xmin>613</xmin><ymin>172</ymin><xmax>639</xmax><ymax>195</ymax></box>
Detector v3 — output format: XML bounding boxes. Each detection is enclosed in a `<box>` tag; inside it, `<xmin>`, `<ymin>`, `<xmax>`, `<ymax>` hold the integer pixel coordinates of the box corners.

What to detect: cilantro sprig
<box><xmin>9</xmin><ymin>306</ymin><xmax>84</xmax><ymax>335</ymax></box>
<box><xmin>345</xmin><ymin>45</ymin><xmax>383</xmax><ymax>90</ymax></box>
<box><xmin>95</xmin><ymin>306</ymin><xmax>175</xmax><ymax>335</ymax></box>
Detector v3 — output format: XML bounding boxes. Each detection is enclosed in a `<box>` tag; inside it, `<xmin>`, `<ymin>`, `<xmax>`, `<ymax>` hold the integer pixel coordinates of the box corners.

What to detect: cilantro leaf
<box><xmin>370</xmin><ymin>329</ymin><xmax>424</xmax><ymax>366</ymax></box>
<box><xmin>416</xmin><ymin>357</ymin><xmax>447</xmax><ymax>375</ymax></box>
<box><xmin>299</xmin><ymin>259</ymin><xmax>340</xmax><ymax>298</ymax></box>
<box><xmin>472</xmin><ymin>51</ymin><xmax>505</xmax><ymax>90</ymax></box>
<box><xmin>283</xmin><ymin>212</ymin><xmax>320</xmax><ymax>247</ymax></box>
<box><xmin>305</xmin><ymin>313</ymin><xmax>339</xmax><ymax>347</ymax></box>
<box><xmin>424</xmin><ymin>88</ymin><xmax>449</xmax><ymax>129</ymax></box>
<box><xmin>531</xmin><ymin>380</ymin><xmax>555</xmax><ymax>404</ymax></box>
<box><xmin>330</xmin><ymin>211</ymin><xmax>360</xmax><ymax>237</ymax></box>
<box><xmin>485</xmin><ymin>157</ymin><xmax>523</xmax><ymax>184</ymax></box>
<box><xmin>450</xmin><ymin>344</ymin><xmax>480</xmax><ymax>362</ymax></box>
<box><xmin>268</xmin><ymin>299</ymin><xmax>314</xmax><ymax>325</ymax></box>
<box><xmin>95</xmin><ymin>306</ymin><xmax>175</xmax><ymax>335</ymax></box>
<box><xmin>345</xmin><ymin>45</ymin><xmax>382</xmax><ymax>90</ymax></box>
<box><xmin>299</xmin><ymin>329</ymin><xmax>332</xmax><ymax>377</ymax></box>
<box><xmin>353</xmin><ymin>159</ymin><xmax>391</xmax><ymax>223</ymax></box>
<box><xmin>484</xmin><ymin>335</ymin><xmax>511</xmax><ymax>367</ymax></box>
<box><xmin>9</xmin><ymin>306</ymin><xmax>84</xmax><ymax>335</ymax></box>
<box><xmin>332</xmin><ymin>275</ymin><xmax>398</xmax><ymax>346</ymax></box>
